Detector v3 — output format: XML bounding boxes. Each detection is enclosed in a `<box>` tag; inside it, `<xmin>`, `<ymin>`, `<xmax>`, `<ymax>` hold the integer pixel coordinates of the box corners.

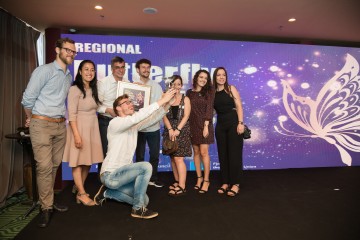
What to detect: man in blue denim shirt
<box><xmin>94</xmin><ymin>89</ymin><xmax>175</xmax><ymax>219</ymax></box>
<box><xmin>21</xmin><ymin>37</ymin><xmax>76</xmax><ymax>227</ymax></box>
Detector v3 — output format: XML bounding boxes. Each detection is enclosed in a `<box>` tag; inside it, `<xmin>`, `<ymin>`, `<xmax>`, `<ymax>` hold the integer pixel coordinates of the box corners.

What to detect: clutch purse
<box><xmin>243</xmin><ymin>125</ymin><xmax>251</xmax><ymax>139</ymax></box>
<box><xmin>162</xmin><ymin>137</ymin><xmax>178</xmax><ymax>155</ymax></box>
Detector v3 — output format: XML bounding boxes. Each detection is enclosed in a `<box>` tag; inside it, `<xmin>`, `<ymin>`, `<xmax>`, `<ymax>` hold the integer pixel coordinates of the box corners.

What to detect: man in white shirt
<box><xmin>97</xmin><ymin>56</ymin><xmax>129</xmax><ymax>159</ymax></box>
<box><xmin>94</xmin><ymin>89</ymin><xmax>176</xmax><ymax>219</ymax></box>
<box><xmin>133</xmin><ymin>59</ymin><xmax>165</xmax><ymax>187</ymax></box>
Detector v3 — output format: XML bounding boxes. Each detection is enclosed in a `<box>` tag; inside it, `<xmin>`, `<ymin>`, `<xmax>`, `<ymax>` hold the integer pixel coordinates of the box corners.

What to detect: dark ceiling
<box><xmin>1</xmin><ymin>0</ymin><xmax>360</xmax><ymax>46</ymax></box>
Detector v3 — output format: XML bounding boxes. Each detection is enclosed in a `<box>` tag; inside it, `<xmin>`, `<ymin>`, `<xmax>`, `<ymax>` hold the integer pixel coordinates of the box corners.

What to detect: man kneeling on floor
<box><xmin>94</xmin><ymin>88</ymin><xmax>176</xmax><ymax>219</ymax></box>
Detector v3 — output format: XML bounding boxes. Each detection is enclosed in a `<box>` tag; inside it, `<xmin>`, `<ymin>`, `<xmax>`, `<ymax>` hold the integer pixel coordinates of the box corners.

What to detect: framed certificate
<box><xmin>116</xmin><ymin>82</ymin><xmax>151</xmax><ymax>111</ymax></box>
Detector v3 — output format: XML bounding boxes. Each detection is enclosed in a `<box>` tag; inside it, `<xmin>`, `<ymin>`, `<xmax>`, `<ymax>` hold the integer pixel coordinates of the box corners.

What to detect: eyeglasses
<box><xmin>113</xmin><ymin>66</ymin><xmax>125</xmax><ymax>70</ymax></box>
<box><xmin>61</xmin><ymin>47</ymin><xmax>77</xmax><ymax>56</ymax></box>
<box><xmin>118</xmin><ymin>100</ymin><xmax>133</xmax><ymax>106</ymax></box>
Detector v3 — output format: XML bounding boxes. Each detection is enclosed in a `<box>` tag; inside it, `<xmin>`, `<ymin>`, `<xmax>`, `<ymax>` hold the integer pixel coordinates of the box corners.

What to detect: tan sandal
<box><xmin>77</xmin><ymin>193</ymin><xmax>96</xmax><ymax>206</ymax></box>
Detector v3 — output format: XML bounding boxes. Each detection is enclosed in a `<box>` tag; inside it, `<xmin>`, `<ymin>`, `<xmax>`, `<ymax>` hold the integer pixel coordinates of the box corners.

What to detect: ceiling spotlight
<box><xmin>69</xmin><ymin>28</ymin><xmax>77</xmax><ymax>33</ymax></box>
<box><xmin>288</xmin><ymin>18</ymin><xmax>296</xmax><ymax>22</ymax></box>
<box><xmin>143</xmin><ymin>7</ymin><xmax>158</xmax><ymax>14</ymax></box>
<box><xmin>95</xmin><ymin>5</ymin><xmax>103</xmax><ymax>10</ymax></box>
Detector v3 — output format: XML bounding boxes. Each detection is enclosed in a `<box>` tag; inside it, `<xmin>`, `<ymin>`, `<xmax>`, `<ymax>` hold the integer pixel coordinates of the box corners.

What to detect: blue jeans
<box><xmin>100</xmin><ymin>162</ymin><xmax>152</xmax><ymax>209</ymax></box>
<box><xmin>135</xmin><ymin>130</ymin><xmax>160</xmax><ymax>181</ymax></box>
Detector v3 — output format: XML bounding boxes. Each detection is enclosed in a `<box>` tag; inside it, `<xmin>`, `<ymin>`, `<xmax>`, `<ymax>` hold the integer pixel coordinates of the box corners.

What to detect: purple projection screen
<box><xmin>61</xmin><ymin>33</ymin><xmax>360</xmax><ymax>180</ymax></box>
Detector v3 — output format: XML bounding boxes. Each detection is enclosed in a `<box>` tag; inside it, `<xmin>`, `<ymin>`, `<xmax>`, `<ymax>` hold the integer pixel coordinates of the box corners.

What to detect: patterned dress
<box><xmin>186</xmin><ymin>89</ymin><xmax>215</xmax><ymax>145</ymax></box>
<box><xmin>162</xmin><ymin>94</ymin><xmax>192</xmax><ymax>157</ymax></box>
<box><xmin>63</xmin><ymin>86</ymin><xmax>104</xmax><ymax>167</ymax></box>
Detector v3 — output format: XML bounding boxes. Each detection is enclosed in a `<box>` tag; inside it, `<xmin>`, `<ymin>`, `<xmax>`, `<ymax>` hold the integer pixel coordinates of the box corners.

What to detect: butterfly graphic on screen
<box><xmin>274</xmin><ymin>54</ymin><xmax>360</xmax><ymax>166</ymax></box>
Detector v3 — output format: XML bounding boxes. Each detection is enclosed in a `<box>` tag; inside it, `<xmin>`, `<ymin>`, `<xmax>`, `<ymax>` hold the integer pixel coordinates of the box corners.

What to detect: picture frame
<box><xmin>116</xmin><ymin>82</ymin><xmax>151</xmax><ymax>111</ymax></box>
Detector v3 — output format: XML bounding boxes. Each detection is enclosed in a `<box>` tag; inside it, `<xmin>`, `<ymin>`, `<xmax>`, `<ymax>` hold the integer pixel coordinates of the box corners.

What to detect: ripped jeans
<box><xmin>100</xmin><ymin>162</ymin><xmax>152</xmax><ymax>209</ymax></box>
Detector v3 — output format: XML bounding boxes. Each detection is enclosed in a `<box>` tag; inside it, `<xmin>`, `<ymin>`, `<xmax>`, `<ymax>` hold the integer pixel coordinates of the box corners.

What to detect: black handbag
<box><xmin>162</xmin><ymin>137</ymin><xmax>178</xmax><ymax>155</ymax></box>
<box><xmin>243</xmin><ymin>125</ymin><xmax>251</xmax><ymax>139</ymax></box>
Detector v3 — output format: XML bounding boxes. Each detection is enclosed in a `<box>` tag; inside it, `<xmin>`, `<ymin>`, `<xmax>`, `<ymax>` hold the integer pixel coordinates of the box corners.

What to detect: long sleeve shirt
<box><xmin>21</xmin><ymin>60</ymin><xmax>72</xmax><ymax>118</ymax></box>
<box><xmin>100</xmin><ymin>102</ymin><xmax>166</xmax><ymax>174</ymax></box>
<box><xmin>97</xmin><ymin>74</ymin><xmax>129</xmax><ymax>118</ymax></box>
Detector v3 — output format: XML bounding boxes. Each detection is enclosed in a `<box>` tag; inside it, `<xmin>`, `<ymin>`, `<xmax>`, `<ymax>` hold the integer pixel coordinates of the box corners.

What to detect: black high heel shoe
<box><xmin>199</xmin><ymin>180</ymin><xmax>210</xmax><ymax>194</ymax></box>
<box><xmin>169</xmin><ymin>181</ymin><xmax>179</xmax><ymax>190</ymax></box>
<box><xmin>227</xmin><ymin>184</ymin><xmax>240</xmax><ymax>197</ymax></box>
<box><xmin>168</xmin><ymin>186</ymin><xmax>187</xmax><ymax>197</ymax></box>
<box><xmin>217</xmin><ymin>184</ymin><xmax>229</xmax><ymax>194</ymax></box>
<box><xmin>194</xmin><ymin>176</ymin><xmax>203</xmax><ymax>190</ymax></box>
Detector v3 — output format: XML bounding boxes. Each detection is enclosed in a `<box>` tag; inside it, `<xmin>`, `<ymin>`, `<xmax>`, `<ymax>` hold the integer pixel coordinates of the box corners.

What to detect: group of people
<box><xmin>21</xmin><ymin>37</ymin><xmax>245</xmax><ymax>227</ymax></box>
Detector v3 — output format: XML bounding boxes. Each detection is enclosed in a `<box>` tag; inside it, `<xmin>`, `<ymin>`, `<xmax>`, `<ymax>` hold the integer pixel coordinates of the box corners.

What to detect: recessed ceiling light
<box><xmin>288</xmin><ymin>18</ymin><xmax>296</xmax><ymax>22</ymax></box>
<box><xmin>69</xmin><ymin>28</ymin><xmax>77</xmax><ymax>33</ymax></box>
<box><xmin>95</xmin><ymin>5</ymin><xmax>103</xmax><ymax>10</ymax></box>
<box><xmin>143</xmin><ymin>7</ymin><xmax>158</xmax><ymax>14</ymax></box>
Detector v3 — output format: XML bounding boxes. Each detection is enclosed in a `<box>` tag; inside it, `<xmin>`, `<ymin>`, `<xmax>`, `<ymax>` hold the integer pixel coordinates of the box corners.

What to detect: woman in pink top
<box><xmin>63</xmin><ymin>60</ymin><xmax>103</xmax><ymax>206</ymax></box>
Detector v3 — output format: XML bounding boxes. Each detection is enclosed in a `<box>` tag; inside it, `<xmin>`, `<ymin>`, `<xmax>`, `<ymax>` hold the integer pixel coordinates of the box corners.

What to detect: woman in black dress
<box><xmin>163</xmin><ymin>75</ymin><xmax>192</xmax><ymax>196</ymax></box>
<box><xmin>213</xmin><ymin>67</ymin><xmax>244</xmax><ymax>197</ymax></box>
<box><xmin>186</xmin><ymin>70</ymin><xmax>214</xmax><ymax>193</ymax></box>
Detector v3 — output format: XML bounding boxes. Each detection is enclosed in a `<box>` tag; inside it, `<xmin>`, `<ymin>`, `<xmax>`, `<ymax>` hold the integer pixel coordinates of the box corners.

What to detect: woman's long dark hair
<box><xmin>213</xmin><ymin>67</ymin><xmax>233</xmax><ymax>98</ymax></box>
<box><xmin>192</xmin><ymin>69</ymin><xmax>212</xmax><ymax>97</ymax></box>
<box><xmin>73</xmin><ymin>60</ymin><xmax>101</xmax><ymax>105</ymax></box>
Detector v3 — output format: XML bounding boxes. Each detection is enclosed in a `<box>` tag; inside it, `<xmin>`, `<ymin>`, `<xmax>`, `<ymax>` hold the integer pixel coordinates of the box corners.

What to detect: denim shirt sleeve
<box><xmin>21</xmin><ymin>65</ymin><xmax>52</xmax><ymax>110</ymax></box>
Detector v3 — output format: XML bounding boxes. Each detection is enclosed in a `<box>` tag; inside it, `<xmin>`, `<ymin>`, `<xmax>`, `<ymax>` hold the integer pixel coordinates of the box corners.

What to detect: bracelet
<box><xmin>175</xmin><ymin>127</ymin><xmax>181</xmax><ymax>132</ymax></box>
<box><xmin>238</xmin><ymin>121</ymin><xmax>244</xmax><ymax>125</ymax></box>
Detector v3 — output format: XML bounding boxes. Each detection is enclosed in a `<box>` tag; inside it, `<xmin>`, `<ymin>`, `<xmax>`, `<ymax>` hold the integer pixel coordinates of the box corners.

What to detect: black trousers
<box><xmin>98</xmin><ymin>116</ymin><xmax>112</xmax><ymax>172</ymax></box>
<box><xmin>215</xmin><ymin>118</ymin><xmax>244</xmax><ymax>184</ymax></box>
<box><xmin>135</xmin><ymin>130</ymin><xmax>161</xmax><ymax>180</ymax></box>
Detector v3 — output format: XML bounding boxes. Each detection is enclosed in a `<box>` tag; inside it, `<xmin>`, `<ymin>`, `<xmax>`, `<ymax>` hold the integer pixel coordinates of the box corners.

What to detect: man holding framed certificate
<box><xmin>116</xmin><ymin>82</ymin><xmax>151</xmax><ymax>112</ymax></box>
<box><xmin>97</xmin><ymin>57</ymin><xmax>130</xmax><ymax>158</ymax></box>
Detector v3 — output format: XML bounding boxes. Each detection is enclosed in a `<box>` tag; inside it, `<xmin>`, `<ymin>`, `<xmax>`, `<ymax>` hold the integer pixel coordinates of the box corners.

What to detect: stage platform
<box><xmin>15</xmin><ymin>167</ymin><xmax>360</xmax><ymax>240</ymax></box>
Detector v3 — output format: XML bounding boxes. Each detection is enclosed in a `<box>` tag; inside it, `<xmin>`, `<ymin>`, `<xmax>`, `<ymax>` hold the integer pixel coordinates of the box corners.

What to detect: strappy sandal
<box><xmin>217</xmin><ymin>184</ymin><xmax>229</xmax><ymax>194</ymax></box>
<box><xmin>169</xmin><ymin>181</ymin><xmax>179</xmax><ymax>190</ymax></box>
<box><xmin>199</xmin><ymin>180</ymin><xmax>210</xmax><ymax>194</ymax></box>
<box><xmin>194</xmin><ymin>176</ymin><xmax>203</xmax><ymax>190</ymax></box>
<box><xmin>72</xmin><ymin>185</ymin><xmax>89</xmax><ymax>196</ymax></box>
<box><xmin>77</xmin><ymin>192</ymin><xmax>96</xmax><ymax>206</ymax></box>
<box><xmin>168</xmin><ymin>186</ymin><xmax>187</xmax><ymax>197</ymax></box>
<box><xmin>227</xmin><ymin>184</ymin><xmax>240</xmax><ymax>197</ymax></box>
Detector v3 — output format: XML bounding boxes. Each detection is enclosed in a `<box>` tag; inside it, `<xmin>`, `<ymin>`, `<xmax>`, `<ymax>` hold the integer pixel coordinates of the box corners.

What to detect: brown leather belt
<box><xmin>32</xmin><ymin>114</ymin><xmax>66</xmax><ymax>123</ymax></box>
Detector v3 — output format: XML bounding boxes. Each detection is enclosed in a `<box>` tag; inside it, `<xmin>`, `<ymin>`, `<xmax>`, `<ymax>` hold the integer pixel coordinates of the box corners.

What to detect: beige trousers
<box><xmin>29</xmin><ymin>118</ymin><xmax>66</xmax><ymax>210</ymax></box>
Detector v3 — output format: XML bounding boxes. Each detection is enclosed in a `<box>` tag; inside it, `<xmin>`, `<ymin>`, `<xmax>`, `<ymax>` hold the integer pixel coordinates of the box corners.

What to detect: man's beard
<box><xmin>140</xmin><ymin>72</ymin><xmax>150</xmax><ymax>79</ymax></box>
<box><xmin>59</xmin><ymin>52</ymin><xmax>74</xmax><ymax>65</ymax></box>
